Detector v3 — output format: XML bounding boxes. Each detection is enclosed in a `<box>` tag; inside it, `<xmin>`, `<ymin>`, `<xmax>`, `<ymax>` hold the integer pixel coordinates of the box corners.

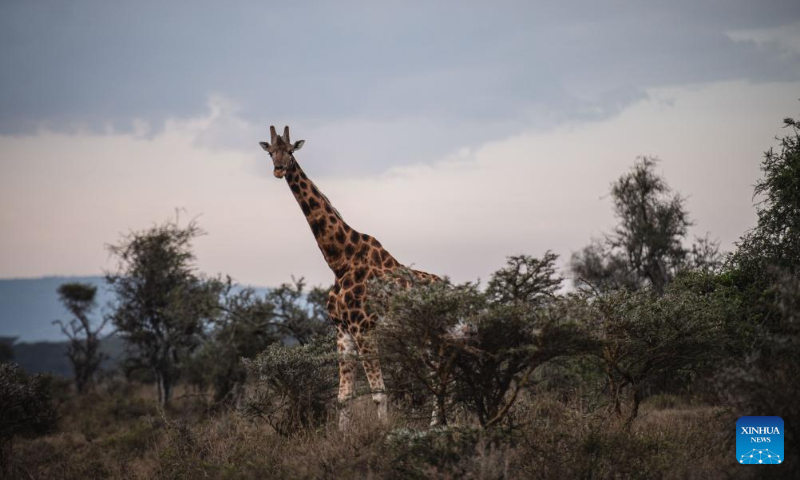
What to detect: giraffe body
<box><xmin>260</xmin><ymin>126</ymin><xmax>439</xmax><ymax>428</ymax></box>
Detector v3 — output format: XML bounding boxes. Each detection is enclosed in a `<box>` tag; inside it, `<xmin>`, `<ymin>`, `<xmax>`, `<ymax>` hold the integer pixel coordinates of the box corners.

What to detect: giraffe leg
<box><xmin>430</xmin><ymin>405</ymin><xmax>440</xmax><ymax>427</ymax></box>
<box><xmin>336</xmin><ymin>327</ymin><xmax>357</xmax><ymax>431</ymax></box>
<box><xmin>428</xmin><ymin>358</ymin><xmax>444</xmax><ymax>426</ymax></box>
<box><xmin>355</xmin><ymin>333</ymin><xmax>388</xmax><ymax>424</ymax></box>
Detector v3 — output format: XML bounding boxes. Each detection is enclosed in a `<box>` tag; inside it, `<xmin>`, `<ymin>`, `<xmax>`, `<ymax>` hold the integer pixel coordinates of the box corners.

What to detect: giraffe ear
<box><xmin>293</xmin><ymin>140</ymin><xmax>305</xmax><ymax>151</ymax></box>
<box><xmin>259</xmin><ymin>142</ymin><xmax>270</xmax><ymax>151</ymax></box>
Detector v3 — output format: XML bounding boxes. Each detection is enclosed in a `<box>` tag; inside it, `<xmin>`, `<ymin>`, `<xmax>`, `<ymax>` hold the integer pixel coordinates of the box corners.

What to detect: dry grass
<box><xmin>6</xmin><ymin>384</ymin><xmax>760</xmax><ymax>480</ymax></box>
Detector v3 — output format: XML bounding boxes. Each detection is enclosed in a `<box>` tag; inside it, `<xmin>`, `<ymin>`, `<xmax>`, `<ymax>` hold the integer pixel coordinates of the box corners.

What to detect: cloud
<box><xmin>728</xmin><ymin>20</ymin><xmax>800</xmax><ymax>53</ymax></box>
<box><xmin>2</xmin><ymin>80</ymin><xmax>796</xmax><ymax>287</ymax></box>
<box><xmin>1</xmin><ymin>1</ymin><xmax>799</xmax><ymax>174</ymax></box>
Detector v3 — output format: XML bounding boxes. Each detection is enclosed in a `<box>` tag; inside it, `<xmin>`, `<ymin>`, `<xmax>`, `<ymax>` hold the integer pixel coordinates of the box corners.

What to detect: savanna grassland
<box><xmin>8</xmin><ymin>384</ymin><xmax>739</xmax><ymax>479</ymax></box>
<box><xmin>2</xmin><ymin>117</ymin><xmax>799</xmax><ymax>479</ymax></box>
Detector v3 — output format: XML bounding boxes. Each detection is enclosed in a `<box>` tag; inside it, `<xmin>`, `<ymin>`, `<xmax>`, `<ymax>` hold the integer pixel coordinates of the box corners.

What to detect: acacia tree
<box><xmin>486</xmin><ymin>252</ymin><xmax>561</xmax><ymax>305</ymax></box>
<box><xmin>572</xmin><ymin>157</ymin><xmax>721</xmax><ymax>295</ymax></box>
<box><xmin>187</xmin><ymin>284</ymin><xmax>281</xmax><ymax>405</ymax></box>
<box><xmin>52</xmin><ymin>282</ymin><xmax>107</xmax><ymax>394</ymax></box>
<box><xmin>187</xmin><ymin>278</ymin><xmax>333</xmax><ymax>406</ymax></box>
<box><xmin>106</xmin><ymin>218</ymin><xmax>223</xmax><ymax>407</ymax></box>
<box><xmin>455</xmin><ymin>254</ymin><xmax>596</xmax><ymax>428</ymax></box>
<box><xmin>373</xmin><ymin>255</ymin><xmax>596</xmax><ymax>428</ymax></box>
<box><xmin>590</xmin><ymin>286</ymin><xmax>727</xmax><ymax>426</ymax></box>
<box><xmin>265</xmin><ymin>278</ymin><xmax>331</xmax><ymax>345</ymax></box>
<box><xmin>730</xmin><ymin>117</ymin><xmax>800</xmax><ymax>304</ymax></box>
<box><xmin>720</xmin><ymin>116</ymin><xmax>800</xmax><ymax>453</ymax></box>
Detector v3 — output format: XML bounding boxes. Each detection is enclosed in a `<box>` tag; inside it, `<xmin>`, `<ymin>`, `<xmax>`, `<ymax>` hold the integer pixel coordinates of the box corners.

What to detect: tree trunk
<box><xmin>608</xmin><ymin>373</ymin><xmax>623</xmax><ymax>416</ymax></box>
<box><xmin>75</xmin><ymin>369</ymin><xmax>86</xmax><ymax>395</ymax></box>
<box><xmin>434</xmin><ymin>391</ymin><xmax>448</xmax><ymax>426</ymax></box>
<box><xmin>625</xmin><ymin>387</ymin><xmax>641</xmax><ymax>429</ymax></box>
<box><xmin>157</xmin><ymin>372</ymin><xmax>173</xmax><ymax>408</ymax></box>
<box><xmin>156</xmin><ymin>371</ymin><xmax>164</xmax><ymax>407</ymax></box>
<box><xmin>163</xmin><ymin>377</ymin><xmax>173</xmax><ymax>408</ymax></box>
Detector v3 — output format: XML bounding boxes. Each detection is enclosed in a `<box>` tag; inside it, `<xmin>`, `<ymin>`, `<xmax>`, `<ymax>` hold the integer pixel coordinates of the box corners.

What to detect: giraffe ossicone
<box><xmin>259</xmin><ymin>126</ymin><xmax>440</xmax><ymax>430</ymax></box>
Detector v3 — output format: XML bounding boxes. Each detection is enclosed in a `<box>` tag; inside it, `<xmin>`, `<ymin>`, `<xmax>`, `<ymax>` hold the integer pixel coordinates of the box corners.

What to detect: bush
<box><xmin>588</xmin><ymin>286</ymin><xmax>728</xmax><ymax>424</ymax></box>
<box><xmin>372</xmin><ymin>274</ymin><xmax>483</xmax><ymax>426</ymax></box>
<box><xmin>715</xmin><ymin>272</ymin><xmax>800</xmax><ymax>475</ymax></box>
<box><xmin>452</xmin><ymin>296</ymin><xmax>597</xmax><ymax>428</ymax></box>
<box><xmin>243</xmin><ymin>333</ymin><xmax>338</xmax><ymax>436</ymax></box>
<box><xmin>0</xmin><ymin>363</ymin><xmax>58</xmax><ymax>473</ymax></box>
<box><xmin>386</xmin><ymin>426</ymin><xmax>508</xmax><ymax>479</ymax></box>
<box><xmin>372</xmin><ymin>256</ymin><xmax>598</xmax><ymax>429</ymax></box>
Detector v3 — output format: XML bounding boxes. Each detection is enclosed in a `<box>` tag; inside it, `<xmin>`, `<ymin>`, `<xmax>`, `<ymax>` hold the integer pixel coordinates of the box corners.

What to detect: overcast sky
<box><xmin>1</xmin><ymin>1</ymin><xmax>799</xmax><ymax>287</ymax></box>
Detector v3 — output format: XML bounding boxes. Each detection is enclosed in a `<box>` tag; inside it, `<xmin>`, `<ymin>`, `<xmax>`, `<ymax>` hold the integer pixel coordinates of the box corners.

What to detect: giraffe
<box><xmin>259</xmin><ymin>126</ymin><xmax>439</xmax><ymax>429</ymax></box>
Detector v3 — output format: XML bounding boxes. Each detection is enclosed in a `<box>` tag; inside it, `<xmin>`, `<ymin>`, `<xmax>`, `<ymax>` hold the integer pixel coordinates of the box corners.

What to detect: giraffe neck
<box><xmin>284</xmin><ymin>163</ymin><xmax>355</xmax><ymax>273</ymax></box>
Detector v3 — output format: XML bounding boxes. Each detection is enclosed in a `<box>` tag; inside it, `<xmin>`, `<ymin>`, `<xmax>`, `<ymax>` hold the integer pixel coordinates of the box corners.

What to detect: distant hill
<box><xmin>0</xmin><ymin>276</ymin><xmax>112</xmax><ymax>342</ymax></box>
<box><xmin>0</xmin><ymin>276</ymin><xmax>271</xmax><ymax>342</ymax></box>
<box><xmin>0</xmin><ymin>275</ymin><xmax>279</xmax><ymax>376</ymax></box>
<box><xmin>3</xmin><ymin>335</ymin><xmax>127</xmax><ymax>377</ymax></box>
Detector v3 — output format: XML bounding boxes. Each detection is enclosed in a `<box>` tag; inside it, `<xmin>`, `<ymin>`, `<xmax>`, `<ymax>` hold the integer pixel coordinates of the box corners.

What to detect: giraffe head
<box><xmin>259</xmin><ymin>126</ymin><xmax>305</xmax><ymax>178</ymax></box>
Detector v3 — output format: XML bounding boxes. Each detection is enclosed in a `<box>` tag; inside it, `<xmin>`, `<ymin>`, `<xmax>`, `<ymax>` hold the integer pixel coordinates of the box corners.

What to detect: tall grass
<box><xmin>6</xmin><ymin>382</ymin><xmax>760</xmax><ymax>480</ymax></box>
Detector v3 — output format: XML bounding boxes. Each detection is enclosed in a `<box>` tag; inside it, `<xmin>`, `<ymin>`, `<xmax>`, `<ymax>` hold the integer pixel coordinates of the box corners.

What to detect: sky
<box><xmin>1</xmin><ymin>0</ymin><xmax>800</xmax><ymax>288</ymax></box>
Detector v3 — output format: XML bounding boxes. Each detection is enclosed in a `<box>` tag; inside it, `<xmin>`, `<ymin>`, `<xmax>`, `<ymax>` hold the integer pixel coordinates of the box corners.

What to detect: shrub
<box><xmin>589</xmin><ymin>286</ymin><xmax>728</xmax><ymax>425</ymax></box>
<box><xmin>372</xmin><ymin>274</ymin><xmax>483</xmax><ymax>426</ymax></box>
<box><xmin>243</xmin><ymin>333</ymin><xmax>338</xmax><ymax>436</ymax></box>
<box><xmin>0</xmin><ymin>363</ymin><xmax>58</xmax><ymax>473</ymax></box>
<box><xmin>715</xmin><ymin>271</ymin><xmax>800</xmax><ymax>475</ymax></box>
<box><xmin>453</xmin><ymin>294</ymin><xmax>598</xmax><ymax>428</ymax></box>
<box><xmin>386</xmin><ymin>426</ymin><xmax>508</xmax><ymax>479</ymax></box>
<box><xmin>373</xmin><ymin>256</ymin><xmax>598</xmax><ymax>429</ymax></box>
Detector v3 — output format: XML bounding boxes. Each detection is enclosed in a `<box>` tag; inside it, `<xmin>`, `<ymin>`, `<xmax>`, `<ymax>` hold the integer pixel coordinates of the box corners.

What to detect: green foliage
<box><xmin>590</xmin><ymin>285</ymin><xmax>728</xmax><ymax>423</ymax></box>
<box><xmin>455</xmin><ymin>255</ymin><xmax>598</xmax><ymax>428</ymax></box>
<box><xmin>728</xmin><ymin>116</ymin><xmax>800</xmax><ymax>326</ymax></box>
<box><xmin>572</xmin><ymin>157</ymin><xmax>721</xmax><ymax>295</ymax></box>
<box><xmin>386</xmin><ymin>426</ymin><xmax>506</xmax><ymax>479</ymax></box>
<box><xmin>105</xmin><ymin>217</ymin><xmax>225</xmax><ymax>407</ymax></box>
<box><xmin>486</xmin><ymin>251</ymin><xmax>561</xmax><ymax>304</ymax></box>
<box><xmin>0</xmin><ymin>364</ymin><xmax>58</xmax><ymax>440</ymax></box>
<box><xmin>57</xmin><ymin>282</ymin><xmax>97</xmax><ymax>307</ymax></box>
<box><xmin>610</xmin><ymin>157</ymin><xmax>690</xmax><ymax>292</ymax></box>
<box><xmin>53</xmin><ymin>282</ymin><xmax>107</xmax><ymax>394</ymax></box>
<box><xmin>373</xmin><ymin>255</ymin><xmax>598</xmax><ymax>428</ymax></box>
<box><xmin>668</xmin><ymin>270</ymin><xmax>751</xmax><ymax>358</ymax></box>
<box><xmin>707</xmin><ymin>116</ymin><xmax>800</xmax><ymax>476</ymax></box>
<box><xmin>0</xmin><ymin>363</ymin><xmax>58</xmax><ymax>471</ymax></box>
<box><xmin>243</xmin><ymin>333</ymin><xmax>338</xmax><ymax>436</ymax></box>
<box><xmin>716</xmin><ymin>272</ymin><xmax>800</xmax><ymax>463</ymax></box>
<box><xmin>186</xmin><ymin>283</ymin><xmax>282</xmax><ymax>405</ymax></box>
<box><xmin>733</xmin><ymin>117</ymin><xmax>800</xmax><ymax>277</ymax></box>
<box><xmin>185</xmin><ymin>278</ymin><xmax>332</xmax><ymax>406</ymax></box>
<box><xmin>371</xmin><ymin>273</ymin><xmax>482</xmax><ymax>425</ymax></box>
<box><xmin>265</xmin><ymin>278</ymin><xmax>331</xmax><ymax>345</ymax></box>
<box><xmin>452</xmin><ymin>299</ymin><xmax>597</xmax><ymax>428</ymax></box>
